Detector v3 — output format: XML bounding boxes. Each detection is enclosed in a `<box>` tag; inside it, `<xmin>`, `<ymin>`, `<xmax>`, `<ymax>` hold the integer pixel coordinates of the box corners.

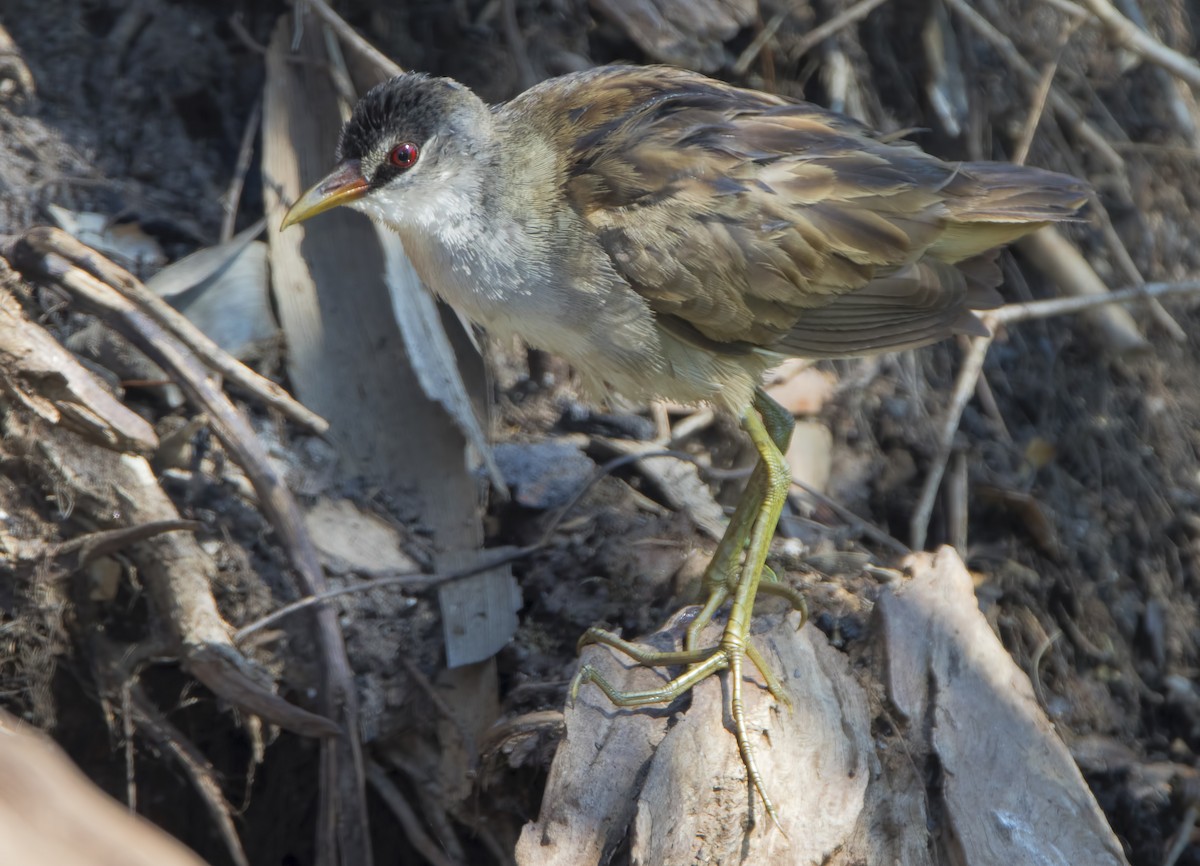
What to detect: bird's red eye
<box><xmin>389</xmin><ymin>142</ymin><xmax>419</xmax><ymax>169</ymax></box>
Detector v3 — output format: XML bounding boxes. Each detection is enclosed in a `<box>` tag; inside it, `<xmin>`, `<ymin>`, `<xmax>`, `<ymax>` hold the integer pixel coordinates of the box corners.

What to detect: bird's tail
<box><xmin>930</xmin><ymin>163</ymin><xmax>1090</xmax><ymax>262</ymax></box>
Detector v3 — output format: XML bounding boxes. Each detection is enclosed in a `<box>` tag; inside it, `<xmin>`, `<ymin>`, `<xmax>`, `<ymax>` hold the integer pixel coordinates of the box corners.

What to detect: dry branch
<box><xmin>5</xmin><ymin>232</ymin><xmax>371</xmax><ymax>865</ymax></box>
<box><xmin>521</xmin><ymin>547</ymin><xmax>1130</xmax><ymax>863</ymax></box>
<box><xmin>909</xmin><ymin>263</ymin><xmax>1200</xmax><ymax>550</ymax></box>
<box><xmin>367</xmin><ymin>761</ymin><xmax>463</xmax><ymax>866</ymax></box>
<box><xmin>943</xmin><ymin>0</ymin><xmax>1125</xmax><ymax>171</ymax></box>
<box><xmin>733</xmin><ymin>0</ymin><xmax>892</xmax><ymax>76</ymax></box>
<box><xmin>1074</xmin><ymin>0</ymin><xmax>1200</xmax><ymax>90</ymax></box>
<box><xmin>517</xmin><ymin>607</ymin><xmax>867</xmax><ymax>865</ymax></box>
<box><xmin>105</xmin><ymin>656</ymin><xmax>251</xmax><ymax>866</ymax></box>
<box><xmin>13</xmin><ymin>227</ymin><xmax>327</xmax><ymax>434</ymax></box>
<box><xmin>299</xmin><ymin>0</ymin><xmax>404</xmax><ymax>78</ymax></box>
<box><xmin>910</xmin><ymin>331</ymin><xmax>992</xmax><ymax>551</ymax></box>
<box><xmin>1017</xmin><ymin>226</ymin><xmax>1149</xmax><ymax>354</ymax></box>
<box><xmin>10</xmin><ymin>414</ymin><xmax>338</xmax><ymax>738</ymax></box>
<box><xmin>0</xmin><ymin>267</ymin><xmax>157</xmax><ymax>453</ymax></box>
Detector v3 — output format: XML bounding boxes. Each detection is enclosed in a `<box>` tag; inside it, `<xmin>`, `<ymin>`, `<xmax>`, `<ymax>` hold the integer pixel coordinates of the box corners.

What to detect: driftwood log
<box><xmin>519</xmin><ymin>547</ymin><xmax>1129</xmax><ymax>865</ymax></box>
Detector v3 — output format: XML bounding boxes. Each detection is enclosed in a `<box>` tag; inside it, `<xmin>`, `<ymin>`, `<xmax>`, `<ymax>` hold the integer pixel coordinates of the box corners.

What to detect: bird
<box><xmin>281</xmin><ymin>63</ymin><xmax>1088</xmax><ymax>825</ymax></box>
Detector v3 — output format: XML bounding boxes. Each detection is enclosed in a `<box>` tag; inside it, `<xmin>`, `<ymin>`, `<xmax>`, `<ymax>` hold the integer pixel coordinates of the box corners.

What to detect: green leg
<box><xmin>568</xmin><ymin>389</ymin><xmax>800</xmax><ymax>829</ymax></box>
<box><xmin>684</xmin><ymin>389</ymin><xmax>798</xmax><ymax>652</ymax></box>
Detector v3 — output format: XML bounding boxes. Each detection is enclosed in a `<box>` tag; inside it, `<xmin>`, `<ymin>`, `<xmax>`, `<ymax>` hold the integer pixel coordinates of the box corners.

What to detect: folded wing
<box><xmin>523</xmin><ymin>65</ymin><xmax>1088</xmax><ymax>357</ymax></box>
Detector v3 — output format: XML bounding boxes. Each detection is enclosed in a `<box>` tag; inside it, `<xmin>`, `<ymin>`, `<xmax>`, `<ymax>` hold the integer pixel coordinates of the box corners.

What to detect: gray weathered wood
<box><xmin>520</xmin><ymin>547</ymin><xmax>1129</xmax><ymax>865</ymax></box>
<box><xmin>878</xmin><ymin>547</ymin><xmax>1129</xmax><ymax>866</ymax></box>
<box><xmin>518</xmin><ymin>608</ymin><xmax>873</xmax><ymax>866</ymax></box>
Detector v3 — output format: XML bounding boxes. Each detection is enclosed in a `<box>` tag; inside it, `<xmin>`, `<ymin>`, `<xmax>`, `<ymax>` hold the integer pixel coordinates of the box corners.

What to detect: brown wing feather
<box><xmin>513</xmin><ymin>65</ymin><xmax>1087</xmax><ymax>356</ymax></box>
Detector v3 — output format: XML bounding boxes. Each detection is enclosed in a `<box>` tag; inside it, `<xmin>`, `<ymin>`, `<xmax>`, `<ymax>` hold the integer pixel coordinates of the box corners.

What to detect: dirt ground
<box><xmin>2</xmin><ymin>0</ymin><xmax>1200</xmax><ymax>864</ymax></box>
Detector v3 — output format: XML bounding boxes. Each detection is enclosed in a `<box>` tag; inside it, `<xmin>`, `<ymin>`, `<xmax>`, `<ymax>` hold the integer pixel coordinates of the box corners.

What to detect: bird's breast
<box><xmin>394</xmin><ymin>219</ymin><xmax>765</xmax><ymax>408</ymax></box>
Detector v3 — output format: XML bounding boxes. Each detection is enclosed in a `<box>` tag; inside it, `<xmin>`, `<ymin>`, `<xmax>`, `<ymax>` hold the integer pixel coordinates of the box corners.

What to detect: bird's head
<box><xmin>280</xmin><ymin>73</ymin><xmax>494</xmax><ymax>232</ymax></box>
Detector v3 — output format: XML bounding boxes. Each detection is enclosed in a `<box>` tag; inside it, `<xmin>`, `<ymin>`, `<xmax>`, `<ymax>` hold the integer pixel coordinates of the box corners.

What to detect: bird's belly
<box><xmin>402</xmin><ymin>233</ymin><xmax>766</xmax><ymax>409</ymax></box>
<box><xmin>482</xmin><ymin>300</ymin><xmax>769</xmax><ymax>412</ymax></box>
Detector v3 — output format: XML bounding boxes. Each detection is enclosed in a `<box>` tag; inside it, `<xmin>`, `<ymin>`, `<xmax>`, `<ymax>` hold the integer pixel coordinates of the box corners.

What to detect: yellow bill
<box><xmin>279</xmin><ymin>160</ymin><xmax>368</xmax><ymax>230</ymax></box>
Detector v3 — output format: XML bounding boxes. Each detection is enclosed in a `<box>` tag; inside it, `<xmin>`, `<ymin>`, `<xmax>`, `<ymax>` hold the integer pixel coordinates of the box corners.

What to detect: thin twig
<box><xmin>1072</xmin><ymin>0</ymin><xmax>1200</xmax><ymax>90</ymax></box>
<box><xmin>232</xmin><ymin>555</ymin><xmax>516</xmax><ymax>642</ymax></box>
<box><xmin>1162</xmin><ymin>802</ymin><xmax>1198</xmax><ymax>866</ymax></box>
<box><xmin>128</xmin><ymin>683</ymin><xmax>250</xmax><ymax>866</ymax></box>
<box><xmin>1115</xmin><ymin>0</ymin><xmax>1199</xmax><ymax>145</ymax></box>
<box><xmin>787</xmin><ymin>0</ymin><xmax>893</xmax><ymax>63</ymax></box>
<box><xmin>88</xmin><ymin>631</ymin><xmax>250</xmax><ymax>866</ymax></box>
<box><xmin>733</xmin><ymin>0</ymin><xmax>803</xmax><ymax>76</ymax></box>
<box><xmin>501</xmin><ymin>0</ymin><xmax>539</xmax><ymax>89</ymax></box>
<box><xmin>221</xmin><ymin>98</ymin><xmax>261</xmax><ymax>243</ymax></box>
<box><xmin>995</xmin><ymin>277</ymin><xmax>1200</xmax><ymax>325</ymax></box>
<box><xmin>791</xmin><ymin>478</ymin><xmax>909</xmax><ymax>555</ymax></box>
<box><xmin>12</xmin><ymin>228</ymin><xmax>328</xmax><ymax>433</ymax></box>
<box><xmin>365</xmin><ymin>761</ymin><xmax>463</xmax><ymax>866</ymax></box>
<box><xmin>236</xmin><ymin>444</ymin><xmax>807</xmax><ymax>639</ymax></box>
<box><xmin>50</xmin><ymin>520</ymin><xmax>200</xmax><ymax>570</ymax></box>
<box><xmin>298</xmin><ymin>0</ymin><xmax>403</xmax><ymax>78</ymax></box>
<box><xmin>1085</xmin><ymin>192</ymin><xmax>1187</xmax><ymax>341</ymax></box>
<box><xmin>1040</xmin><ymin>0</ymin><xmax>1091</xmax><ymax>18</ymax></box>
<box><xmin>9</xmin><ymin>239</ymin><xmax>368</xmax><ymax>856</ymax></box>
<box><xmin>943</xmin><ymin>0</ymin><xmax>1125</xmax><ymax>172</ymax></box>
<box><xmin>910</xmin><ymin>277</ymin><xmax>1200</xmax><ymax>548</ymax></box>
<box><xmin>1029</xmin><ymin>629</ymin><xmax>1063</xmax><ymax>709</ymax></box>
<box><xmin>1018</xmin><ymin>227</ymin><xmax>1148</xmax><ymax>354</ymax></box>
<box><xmin>910</xmin><ymin>332</ymin><xmax>993</xmax><ymax>551</ymax></box>
<box><xmin>1011</xmin><ymin>21</ymin><xmax>1078</xmax><ymax>166</ymax></box>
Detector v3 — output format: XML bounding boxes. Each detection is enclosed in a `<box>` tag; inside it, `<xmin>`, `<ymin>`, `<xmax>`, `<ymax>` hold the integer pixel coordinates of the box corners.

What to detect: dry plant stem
<box><xmin>0</xmin><ymin>281</ymin><xmax>158</xmax><ymax>452</ymax></box>
<box><xmin>222</xmin><ymin>98</ymin><xmax>262</xmax><ymax>243</ymax></box>
<box><xmin>237</xmin><ymin>440</ymin><xmax>906</xmax><ymax>642</ymax></box>
<box><xmin>943</xmin><ymin>0</ymin><xmax>1125</xmax><ymax>172</ymax></box>
<box><xmin>1085</xmin><ymin>195</ymin><xmax>1186</xmax><ymax>341</ymax></box>
<box><xmin>791</xmin><ymin>478</ymin><xmax>909</xmax><ymax>554</ymax></box>
<box><xmin>786</xmin><ymin>0</ymin><xmax>893</xmax><ymax>63</ymax></box>
<box><xmin>1161</xmin><ymin>802</ymin><xmax>1198</xmax><ymax>866</ymax></box>
<box><xmin>1016</xmin><ymin>226</ymin><xmax>1148</xmax><ymax>352</ymax></box>
<box><xmin>298</xmin><ymin>0</ymin><xmax>403</xmax><ymax>78</ymax></box>
<box><xmin>15</xmin><ymin>227</ymin><xmax>328</xmax><ymax>434</ymax></box>
<box><xmin>1073</xmin><ymin>0</ymin><xmax>1200</xmax><ymax>89</ymax></box>
<box><xmin>733</xmin><ymin>0</ymin><xmax>801</xmax><ymax>77</ymax></box>
<box><xmin>126</xmin><ymin>678</ymin><xmax>250</xmax><ymax>866</ymax></box>
<box><xmin>235</xmin><ymin>449</ymin><xmax>708</xmax><ymax>639</ymax></box>
<box><xmin>1041</xmin><ymin>0</ymin><xmax>1091</xmax><ymax>17</ymax></box>
<box><xmin>85</xmin><ymin>623</ymin><xmax>247</xmax><ymax>864</ymax></box>
<box><xmin>910</xmin><ymin>332</ymin><xmax>992</xmax><ymax>551</ymax></box>
<box><xmin>1011</xmin><ymin>23</ymin><xmax>1075</xmax><ymax>166</ymax></box>
<box><xmin>51</xmin><ymin>520</ymin><xmax>200</xmax><ymax>568</ymax></box>
<box><xmin>992</xmin><ymin>278</ymin><xmax>1200</xmax><ymax>325</ymax></box>
<box><xmin>366</xmin><ymin>761</ymin><xmax>463</xmax><ymax>866</ymax></box>
<box><xmin>234</xmin><ymin>545</ymin><xmax>531</xmax><ymax>640</ymax></box>
<box><xmin>18</xmin><ymin>416</ymin><xmax>338</xmax><ymax>737</ymax></box>
<box><xmin>502</xmin><ymin>0</ymin><xmax>539</xmax><ymax>89</ymax></box>
<box><xmin>10</xmin><ymin>241</ymin><xmax>371</xmax><ymax>864</ymax></box>
<box><xmin>911</xmin><ymin>277</ymin><xmax>1200</xmax><ymax>549</ymax></box>
<box><xmin>1115</xmin><ymin>0</ymin><xmax>1200</xmax><ymax>144</ymax></box>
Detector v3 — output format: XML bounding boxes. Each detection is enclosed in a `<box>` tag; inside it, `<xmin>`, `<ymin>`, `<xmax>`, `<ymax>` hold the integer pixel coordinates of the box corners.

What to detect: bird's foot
<box><xmin>567</xmin><ymin>610</ymin><xmax>791</xmax><ymax>829</ymax></box>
